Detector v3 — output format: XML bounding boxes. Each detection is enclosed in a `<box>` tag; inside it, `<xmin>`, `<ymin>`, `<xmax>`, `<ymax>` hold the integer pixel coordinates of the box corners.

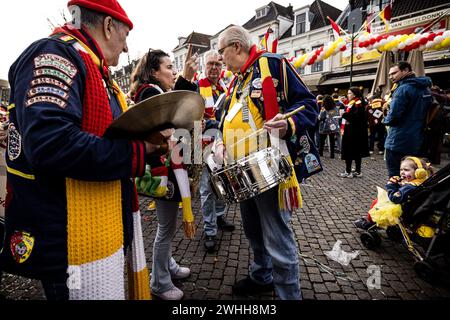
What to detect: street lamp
<box><xmin>348</xmin><ymin>8</ymin><xmax>362</xmax><ymax>87</ymax></box>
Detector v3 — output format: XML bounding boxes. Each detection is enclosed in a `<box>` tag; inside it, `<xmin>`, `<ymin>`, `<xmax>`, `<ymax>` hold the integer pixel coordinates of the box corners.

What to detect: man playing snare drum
<box><xmin>213</xmin><ymin>26</ymin><xmax>321</xmax><ymax>300</ymax></box>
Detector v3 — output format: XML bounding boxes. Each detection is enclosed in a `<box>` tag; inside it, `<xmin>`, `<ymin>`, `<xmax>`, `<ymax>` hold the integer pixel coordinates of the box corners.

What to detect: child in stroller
<box><xmin>353</xmin><ymin>156</ymin><xmax>434</xmax><ymax>231</ymax></box>
<box><xmin>354</xmin><ymin>157</ymin><xmax>450</xmax><ymax>282</ymax></box>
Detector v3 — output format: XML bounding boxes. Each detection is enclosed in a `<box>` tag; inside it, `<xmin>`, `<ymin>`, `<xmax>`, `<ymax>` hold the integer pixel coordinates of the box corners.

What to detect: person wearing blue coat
<box><xmin>383</xmin><ymin>61</ymin><xmax>432</xmax><ymax>178</ymax></box>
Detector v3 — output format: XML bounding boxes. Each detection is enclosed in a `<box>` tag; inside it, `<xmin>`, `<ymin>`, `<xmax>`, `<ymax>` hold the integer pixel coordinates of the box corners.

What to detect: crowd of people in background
<box><xmin>313</xmin><ymin>61</ymin><xmax>450</xmax><ymax>179</ymax></box>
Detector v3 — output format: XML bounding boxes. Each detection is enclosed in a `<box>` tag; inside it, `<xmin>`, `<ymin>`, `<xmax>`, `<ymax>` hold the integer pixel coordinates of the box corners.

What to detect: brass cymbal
<box><xmin>105</xmin><ymin>90</ymin><xmax>205</xmax><ymax>139</ymax></box>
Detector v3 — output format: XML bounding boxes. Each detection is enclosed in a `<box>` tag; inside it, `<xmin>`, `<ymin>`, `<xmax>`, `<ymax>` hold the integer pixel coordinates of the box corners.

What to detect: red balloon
<box><xmin>404</xmin><ymin>45</ymin><xmax>412</xmax><ymax>51</ymax></box>
<box><xmin>428</xmin><ymin>33</ymin><xmax>436</xmax><ymax>41</ymax></box>
<box><xmin>340</xmin><ymin>45</ymin><xmax>347</xmax><ymax>52</ymax></box>
<box><xmin>419</xmin><ymin>37</ymin><xmax>428</xmax><ymax>45</ymax></box>
<box><xmin>376</xmin><ymin>35</ymin><xmax>382</xmax><ymax>42</ymax></box>
<box><xmin>370</xmin><ymin>38</ymin><xmax>376</xmax><ymax>45</ymax></box>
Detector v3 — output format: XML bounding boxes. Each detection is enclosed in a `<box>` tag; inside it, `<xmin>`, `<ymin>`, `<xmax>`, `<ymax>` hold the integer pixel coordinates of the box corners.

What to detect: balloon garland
<box><xmin>290</xmin><ymin>29</ymin><xmax>450</xmax><ymax>68</ymax></box>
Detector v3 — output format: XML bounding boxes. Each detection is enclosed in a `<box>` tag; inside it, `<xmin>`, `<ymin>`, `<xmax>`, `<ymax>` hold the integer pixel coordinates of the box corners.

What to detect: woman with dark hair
<box><xmin>318</xmin><ymin>95</ymin><xmax>339</xmax><ymax>158</ymax></box>
<box><xmin>130</xmin><ymin>48</ymin><xmax>198</xmax><ymax>300</ymax></box>
<box><xmin>339</xmin><ymin>87</ymin><xmax>369</xmax><ymax>178</ymax></box>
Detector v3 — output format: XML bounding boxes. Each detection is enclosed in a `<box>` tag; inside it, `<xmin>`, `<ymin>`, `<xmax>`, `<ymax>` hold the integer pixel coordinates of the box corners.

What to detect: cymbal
<box><xmin>105</xmin><ymin>90</ymin><xmax>205</xmax><ymax>139</ymax></box>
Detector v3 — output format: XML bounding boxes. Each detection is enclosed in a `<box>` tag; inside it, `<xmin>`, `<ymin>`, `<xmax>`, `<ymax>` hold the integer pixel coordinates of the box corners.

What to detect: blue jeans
<box><xmin>385</xmin><ymin>149</ymin><xmax>408</xmax><ymax>178</ymax></box>
<box><xmin>239</xmin><ymin>187</ymin><xmax>301</xmax><ymax>300</ymax></box>
<box><xmin>151</xmin><ymin>200</ymin><xmax>182</xmax><ymax>294</ymax></box>
<box><xmin>200</xmin><ymin>168</ymin><xmax>227</xmax><ymax>237</ymax></box>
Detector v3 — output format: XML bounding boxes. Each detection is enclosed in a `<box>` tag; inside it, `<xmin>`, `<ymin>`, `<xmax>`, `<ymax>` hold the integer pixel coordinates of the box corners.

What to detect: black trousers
<box><xmin>345</xmin><ymin>158</ymin><xmax>362</xmax><ymax>174</ymax></box>
<box><xmin>41</xmin><ymin>279</ymin><xmax>69</xmax><ymax>300</ymax></box>
<box><xmin>319</xmin><ymin>133</ymin><xmax>336</xmax><ymax>158</ymax></box>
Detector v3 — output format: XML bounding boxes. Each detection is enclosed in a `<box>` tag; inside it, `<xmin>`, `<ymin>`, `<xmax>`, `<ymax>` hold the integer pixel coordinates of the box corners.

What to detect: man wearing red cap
<box><xmin>0</xmin><ymin>0</ymin><xmax>164</xmax><ymax>300</ymax></box>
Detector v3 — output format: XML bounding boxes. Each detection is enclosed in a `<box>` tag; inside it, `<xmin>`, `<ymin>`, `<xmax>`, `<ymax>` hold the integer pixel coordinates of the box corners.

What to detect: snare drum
<box><xmin>209</xmin><ymin>147</ymin><xmax>292</xmax><ymax>204</ymax></box>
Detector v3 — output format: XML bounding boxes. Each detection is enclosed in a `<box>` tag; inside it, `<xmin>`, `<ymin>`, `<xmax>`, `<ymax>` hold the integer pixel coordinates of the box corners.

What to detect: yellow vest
<box><xmin>223</xmin><ymin>72</ymin><xmax>265</xmax><ymax>160</ymax></box>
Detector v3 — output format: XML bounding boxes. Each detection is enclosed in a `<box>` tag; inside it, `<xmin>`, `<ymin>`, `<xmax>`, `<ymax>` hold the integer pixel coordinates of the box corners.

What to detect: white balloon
<box><xmin>405</xmin><ymin>39</ymin><xmax>413</xmax><ymax>46</ymax></box>
<box><xmin>387</xmin><ymin>35</ymin><xmax>395</xmax><ymax>42</ymax></box>
<box><xmin>398</xmin><ymin>43</ymin><xmax>406</xmax><ymax>50</ymax></box>
<box><xmin>435</xmin><ymin>35</ymin><xmax>444</xmax><ymax>43</ymax></box>
<box><xmin>443</xmin><ymin>30</ymin><xmax>450</xmax><ymax>38</ymax></box>
<box><xmin>425</xmin><ymin>42</ymin><xmax>434</xmax><ymax>49</ymax></box>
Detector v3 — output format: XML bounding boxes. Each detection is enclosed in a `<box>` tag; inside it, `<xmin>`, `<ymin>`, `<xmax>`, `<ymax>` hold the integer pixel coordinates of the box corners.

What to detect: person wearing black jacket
<box><xmin>339</xmin><ymin>87</ymin><xmax>369</xmax><ymax>178</ymax></box>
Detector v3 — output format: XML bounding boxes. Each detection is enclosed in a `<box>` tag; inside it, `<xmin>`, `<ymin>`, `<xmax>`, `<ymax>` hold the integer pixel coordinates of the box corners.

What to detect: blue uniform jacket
<box><xmin>383</xmin><ymin>76</ymin><xmax>432</xmax><ymax>154</ymax></box>
<box><xmin>221</xmin><ymin>53</ymin><xmax>322</xmax><ymax>180</ymax></box>
<box><xmin>0</xmin><ymin>36</ymin><xmax>145</xmax><ymax>280</ymax></box>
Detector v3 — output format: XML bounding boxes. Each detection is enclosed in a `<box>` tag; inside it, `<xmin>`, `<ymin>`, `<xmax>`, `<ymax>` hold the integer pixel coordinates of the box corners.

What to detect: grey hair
<box><xmin>204</xmin><ymin>50</ymin><xmax>221</xmax><ymax>62</ymax></box>
<box><xmin>70</xmin><ymin>5</ymin><xmax>125</xmax><ymax>30</ymax></box>
<box><xmin>218</xmin><ymin>25</ymin><xmax>253</xmax><ymax>52</ymax></box>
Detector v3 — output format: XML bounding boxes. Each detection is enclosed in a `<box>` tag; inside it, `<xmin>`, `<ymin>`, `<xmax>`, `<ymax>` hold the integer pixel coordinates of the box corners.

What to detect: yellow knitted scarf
<box><xmin>64</xmin><ymin>35</ymin><xmax>150</xmax><ymax>300</ymax></box>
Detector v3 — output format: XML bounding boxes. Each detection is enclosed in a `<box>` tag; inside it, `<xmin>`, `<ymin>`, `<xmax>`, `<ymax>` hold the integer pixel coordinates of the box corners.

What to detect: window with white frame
<box><xmin>256</xmin><ymin>6</ymin><xmax>268</xmax><ymax>19</ymax></box>
<box><xmin>296</xmin><ymin>13</ymin><xmax>306</xmax><ymax>35</ymax></box>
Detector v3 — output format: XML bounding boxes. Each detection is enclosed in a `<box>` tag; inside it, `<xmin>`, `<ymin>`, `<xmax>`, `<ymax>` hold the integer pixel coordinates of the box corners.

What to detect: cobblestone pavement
<box><xmin>1</xmin><ymin>153</ymin><xmax>450</xmax><ymax>300</ymax></box>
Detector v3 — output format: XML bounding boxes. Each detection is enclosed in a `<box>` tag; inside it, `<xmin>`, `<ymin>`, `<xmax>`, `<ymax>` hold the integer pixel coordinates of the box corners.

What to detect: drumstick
<box><xmin>230</xmin><ymin>105</ymin><xmax>306</xmax><ymax>148</ymax></box>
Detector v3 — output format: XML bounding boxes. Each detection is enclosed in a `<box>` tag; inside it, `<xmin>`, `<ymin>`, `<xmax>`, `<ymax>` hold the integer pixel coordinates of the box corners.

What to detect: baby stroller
<box><xmin>360</xmin><ymin>164</ymin><xmax>450</xmax><ymax>283</ymax></box>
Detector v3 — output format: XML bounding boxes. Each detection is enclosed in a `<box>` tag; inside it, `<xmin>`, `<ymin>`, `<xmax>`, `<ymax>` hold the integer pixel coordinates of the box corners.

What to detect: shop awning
<box><xmin>319</xmin><ymin>74</ymin><xmax>375</xmax><ymax>86</ymax></box>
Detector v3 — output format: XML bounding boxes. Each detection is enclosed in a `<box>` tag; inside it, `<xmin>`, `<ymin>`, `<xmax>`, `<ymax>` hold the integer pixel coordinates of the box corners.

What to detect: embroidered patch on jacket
<box><xmin>26</xmin><ymin>96</ymin><xmax>67</xmax><ymax>109</ymax></box>
<box><xmin>298</xmin><ymin>135</ymin><xmax>311</xmax><ymax>154</ymax></box>
<box><xmin>10</xmin><ymin>231</ymin><xmax>35</xmax><ymax>264</ymax></box>
<box><xmin>305</xmin><ymin>153</ymin><xmax>321</xmax><ymax>173</ymax></box>
<box><xmin>8</xmin><ymin>123</ymin><xmax>22</xmax><ymax>161</ymax></box>
<box><xmin>28</xmin><ymin>86</ymin><xmax>69</xmax><ymax>100</ymax></box>
<box><xmin>34</xmin><ymin>54</ymin><xmax>78</xmax><ymax>78</ymax></box>
<box><xmin>33</xmin><ymin>68</ymin><xmax>73</xmax><ymax>85</ymax></box>
<box><xmin>31</xmin><ymin>77</ymin><xmax>69</xmax><ymax>91</ymax></box>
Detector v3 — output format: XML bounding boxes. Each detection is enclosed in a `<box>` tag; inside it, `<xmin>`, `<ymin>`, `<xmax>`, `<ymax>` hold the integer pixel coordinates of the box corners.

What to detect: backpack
<box><xmin>319</xmin><ymin>110</ymin><xmax>339</xmax><ymax>134</ymax></box>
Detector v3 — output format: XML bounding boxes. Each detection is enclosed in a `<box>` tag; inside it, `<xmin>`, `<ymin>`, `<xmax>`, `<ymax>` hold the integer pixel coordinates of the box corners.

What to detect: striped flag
<box><xmin>380</xmin><ymin>1</ymin><xmax>393</xmax><ymax>32</ymax></box>
<box><xmin>327</xmin><ymin>16</ymin><xmax>341</xmax><ymax>39</ymax></box>
<box><xmin>363</xmin><ymin>13</ymin><xmax>373</xmax><ymax>33</ymax></box>
<box><xmin>259</xmin><ymin>26</ymin><xmax>278</xmax><ymax>53</ymax></box>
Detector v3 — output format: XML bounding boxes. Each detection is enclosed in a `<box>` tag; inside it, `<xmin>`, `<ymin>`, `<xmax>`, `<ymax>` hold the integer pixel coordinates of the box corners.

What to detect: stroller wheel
<box><xmin>361</xmin><ymin>231</ymin><xmax>381</xmax><ymax>249</ymax></box>
<box><xmin>414</xmin><ymin>260</ymin><xmax>438</xmax><ymax>283</ymax></box>
<box><xmin>386</xmin><ymin>226</ymin><xmax>402</xmax><ymax>242</ymax></box>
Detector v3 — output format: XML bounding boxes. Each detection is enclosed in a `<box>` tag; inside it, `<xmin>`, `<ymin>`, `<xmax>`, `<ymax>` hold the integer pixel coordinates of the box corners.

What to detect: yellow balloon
<box><xmin>434</xmin><ymin>44</ymin><xmax>442</xmax><ymax>50</ymax></box>
<box><xmin>442</xmin><ymin>38</ymin><xmax>450</xmax><ymax>48</ymax></box>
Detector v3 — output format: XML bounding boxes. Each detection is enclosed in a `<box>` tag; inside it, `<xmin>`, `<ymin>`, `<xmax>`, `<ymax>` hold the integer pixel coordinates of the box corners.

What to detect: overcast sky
<box><xmin>0</xmin><ymin>0</ymin><xmax>349</xmax><ymax>79</ymax></box>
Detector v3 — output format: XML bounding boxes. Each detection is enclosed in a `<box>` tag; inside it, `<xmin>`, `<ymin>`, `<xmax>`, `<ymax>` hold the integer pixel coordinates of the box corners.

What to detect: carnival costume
<box><xmin>0</xmin><ymin>1</ymin><xmax>150</xmax><ymax>299</ymax></box>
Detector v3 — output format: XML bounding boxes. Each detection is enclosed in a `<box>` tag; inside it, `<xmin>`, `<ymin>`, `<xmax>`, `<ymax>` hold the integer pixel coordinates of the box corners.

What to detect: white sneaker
<box><xmin>153</xmin><ymin>287</ymin><xmax>184</xmax><ymax>300</ymax></box>
<box><xmin>338</xmin><ymin>172</ymin><xmax>352</xmax><ymax>178</ymax></box>
<box><xmin>172</xmin><ymin>267</ymin><xmax>191</xmax><ymax>280</ymax></box>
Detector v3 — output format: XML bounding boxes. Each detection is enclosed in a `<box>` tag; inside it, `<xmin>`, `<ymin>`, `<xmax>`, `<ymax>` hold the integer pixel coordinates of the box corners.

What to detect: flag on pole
<box><xmin>363</xmin><ymin>13</ymin><xmax>373</xmax><ymax>34</ymax></box>
<box><xmin>259</xmin><ymin>26</ymin><xmax>278</xmax><ymax>53</ymax></box>
<box><xmin>327</xmin><ymin>16</ymin><xmax>341</xmax><ymax>39</ymax></box>
<box><xmin>380</xmin><ymin>1</ymin><xmax>393</xmax><ymax>32</ymax></box>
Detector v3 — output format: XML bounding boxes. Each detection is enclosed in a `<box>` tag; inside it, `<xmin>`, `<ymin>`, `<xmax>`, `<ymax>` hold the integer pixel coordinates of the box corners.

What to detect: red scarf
<box><xmin>51</xmin><ymin>25</ymin><xmax>113</xmax><ymax>136</ymax></box>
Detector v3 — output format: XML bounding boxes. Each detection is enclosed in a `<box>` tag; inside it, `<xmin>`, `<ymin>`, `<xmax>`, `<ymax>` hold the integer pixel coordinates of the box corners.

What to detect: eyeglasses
<box><xmin>218</xmin><ymin>43</ymin><xmax>235</xmax><ymax>55</ymax></box>
<box><xmin>206</xmin><ymin>61</ymin><xmax>222</xmax><ymax>68</ymax></box>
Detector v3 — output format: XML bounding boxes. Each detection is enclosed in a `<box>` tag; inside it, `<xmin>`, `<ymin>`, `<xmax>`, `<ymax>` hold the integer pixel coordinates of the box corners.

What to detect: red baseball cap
<box><xmin>68</xmin><ymin>0</ymin><xmax>133</xmax><ymax>30</ymax></box>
